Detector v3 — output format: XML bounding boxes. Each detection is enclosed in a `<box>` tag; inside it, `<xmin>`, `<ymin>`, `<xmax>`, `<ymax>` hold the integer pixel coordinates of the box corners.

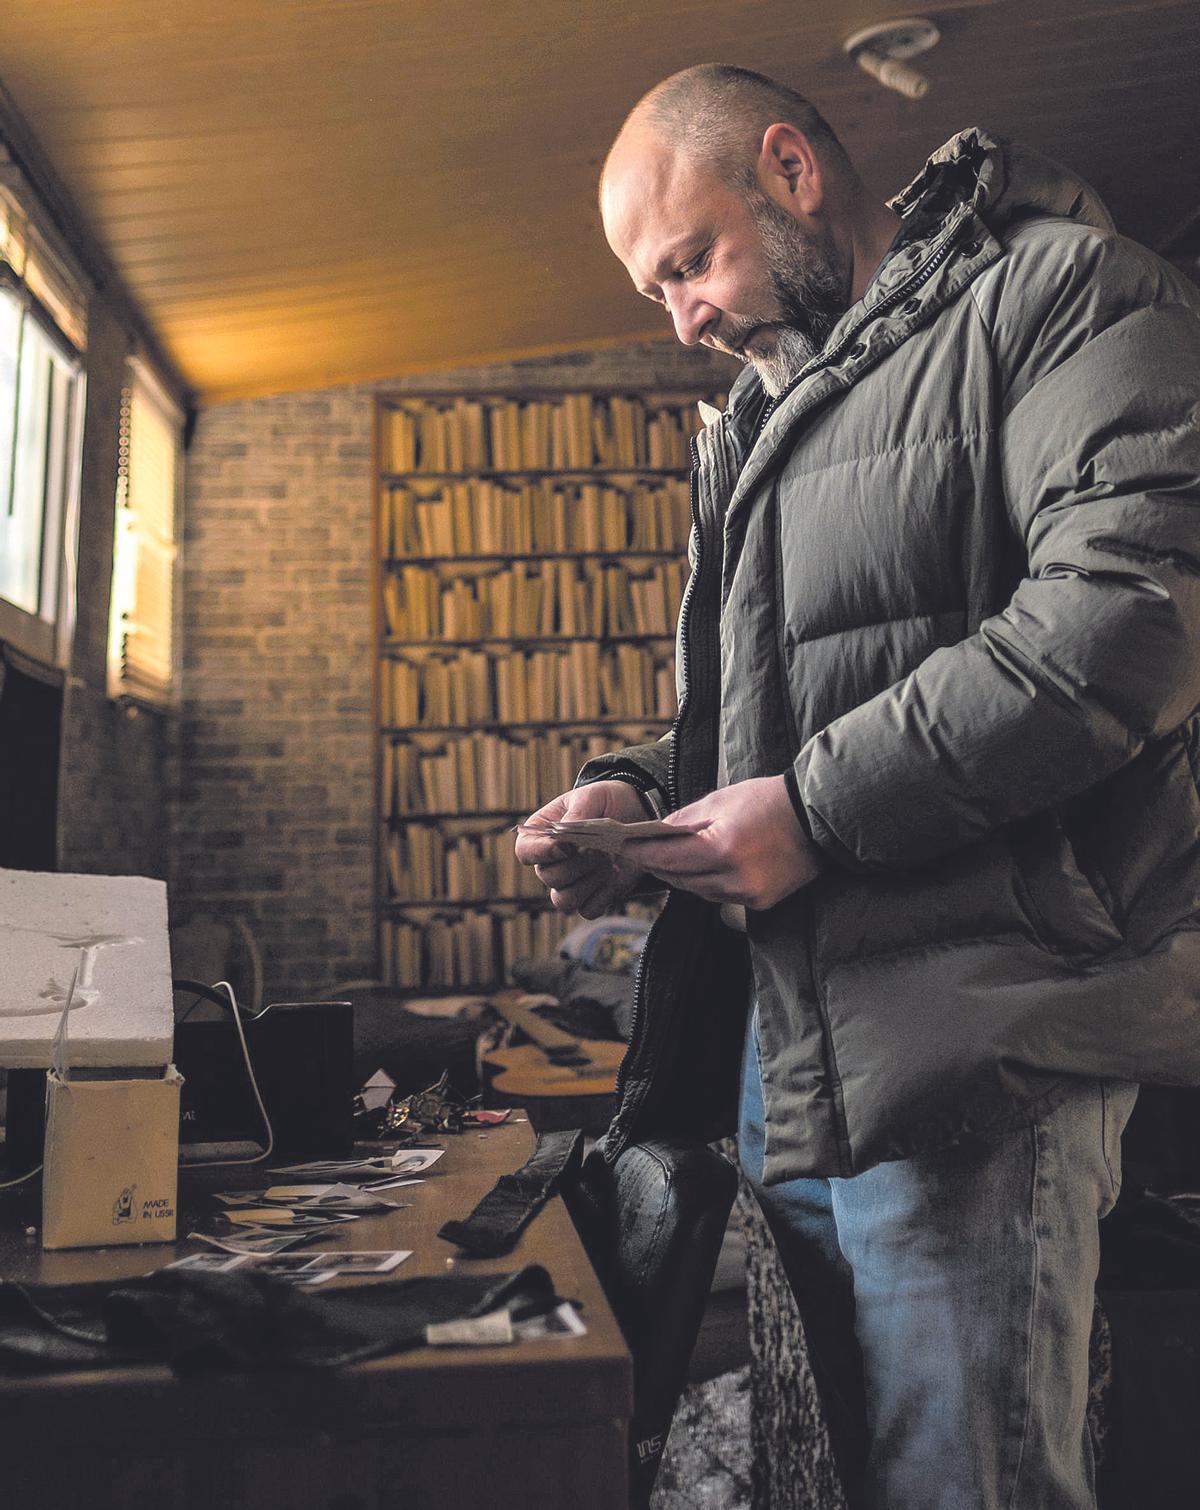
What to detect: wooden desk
<box><xmin>0</xmin><ymin>1119</ymin><xmax>632</xmax><ymax>1510</ymax></box>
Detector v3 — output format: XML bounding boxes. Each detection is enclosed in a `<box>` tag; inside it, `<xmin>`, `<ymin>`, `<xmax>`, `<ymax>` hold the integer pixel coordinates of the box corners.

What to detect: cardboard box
<box><xmin>42</xmin><ymin>1066</ymin><xmax>183</xmax><ymax>1250</ymax></box>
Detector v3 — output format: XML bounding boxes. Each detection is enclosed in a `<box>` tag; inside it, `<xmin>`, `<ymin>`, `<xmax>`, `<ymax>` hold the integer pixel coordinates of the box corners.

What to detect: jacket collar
<box><xmin>720</xmin><ymin>129</ymin><xmax>1112</xmax><ymax>520</ymax></box>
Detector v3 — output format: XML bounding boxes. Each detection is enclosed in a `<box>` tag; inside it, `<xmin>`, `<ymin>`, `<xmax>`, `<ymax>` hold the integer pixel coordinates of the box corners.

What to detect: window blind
<box><xmin>0</xmin><ymin>154</ymin><xmax>88</xmax><ymax>352</ymax></box>
<box><xmin>108</xmin><ymin>362</ymin><xmax>181</xmax><ymax>704</ymax></box>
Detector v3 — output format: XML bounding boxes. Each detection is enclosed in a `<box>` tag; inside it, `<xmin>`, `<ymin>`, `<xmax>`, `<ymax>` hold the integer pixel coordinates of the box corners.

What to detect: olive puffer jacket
<box><xmin>582</xmin><ymin>128</ymin><xmax>1200</xmax><ymax>1184</ymax></box>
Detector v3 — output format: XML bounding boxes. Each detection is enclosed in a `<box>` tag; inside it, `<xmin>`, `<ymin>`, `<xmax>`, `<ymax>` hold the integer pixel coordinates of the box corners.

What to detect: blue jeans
<box><xmin>739</xmin><ymin>1016</ymin><xmax>1136</xmax><ymax>1510</ymax></box>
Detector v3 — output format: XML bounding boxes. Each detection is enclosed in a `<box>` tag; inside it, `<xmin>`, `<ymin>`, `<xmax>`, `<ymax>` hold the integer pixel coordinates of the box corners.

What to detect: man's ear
<box><xmin>757</xmin><ymin>122</ymin><xmax>824</xmax><ymax>217</ymax></box>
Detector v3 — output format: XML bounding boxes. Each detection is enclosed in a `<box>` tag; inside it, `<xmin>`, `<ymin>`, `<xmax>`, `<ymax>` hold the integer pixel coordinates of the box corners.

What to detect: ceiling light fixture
<box><xmin>843</xmin><ymin>17</ymin><xmax>941</xmax><ymax>99</ymax></box>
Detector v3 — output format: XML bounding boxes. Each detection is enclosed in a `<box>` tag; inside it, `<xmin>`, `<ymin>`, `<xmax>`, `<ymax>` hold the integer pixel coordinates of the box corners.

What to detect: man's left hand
<box><xmin>626</xmin><ymin>775</ymin><xmax>825</xmax><ymax>909</ymax></box>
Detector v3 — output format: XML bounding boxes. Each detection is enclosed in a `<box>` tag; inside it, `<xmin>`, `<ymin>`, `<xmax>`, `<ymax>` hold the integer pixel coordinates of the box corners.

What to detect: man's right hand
<box><xmin>514</xmin><ymin>779</ymin><xmax>651</xmax><ymax>918</ymax></box>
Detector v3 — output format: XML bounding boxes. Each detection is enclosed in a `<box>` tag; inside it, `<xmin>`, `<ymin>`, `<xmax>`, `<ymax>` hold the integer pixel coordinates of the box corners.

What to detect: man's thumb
<box><xmin>563</xmin><ymin>782</ymin><xmax>609</xmax><ymax>818</ymax></box>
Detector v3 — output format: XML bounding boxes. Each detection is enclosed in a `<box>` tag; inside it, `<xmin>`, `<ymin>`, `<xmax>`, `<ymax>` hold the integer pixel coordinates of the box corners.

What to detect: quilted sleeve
<box><xmin>792</xmin><ymin>226</ymin><xmax>1200</xmax><ymax>871</ymax></box>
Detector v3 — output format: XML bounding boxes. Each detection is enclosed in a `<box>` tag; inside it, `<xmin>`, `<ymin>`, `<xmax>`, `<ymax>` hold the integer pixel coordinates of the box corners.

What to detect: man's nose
<box><xmin>664</xmin><ymin>284</ymin><xmax>716</xmax><ymax>346</ymax></box>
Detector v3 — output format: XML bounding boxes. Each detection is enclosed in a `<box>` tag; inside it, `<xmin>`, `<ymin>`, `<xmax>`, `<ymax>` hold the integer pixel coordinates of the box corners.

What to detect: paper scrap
<box><xmin>423</xmin><ymin>1300</ymin><xmax>585</xmax><ymax>1348</ymax></box>
<box><xmin>514</xmin><ymin>1302</ymin><xmax>588</xmax><ymax>1341</ymax></box>
<box><xmin>359</xmin><ymin>1069</ymin><xmax>395</xmax><ymax>1112</ymax></box>
<box><xmin>425</xmin><ymin>1309</ymin><xmax>515</xmax><ymax>1347</ymax></box>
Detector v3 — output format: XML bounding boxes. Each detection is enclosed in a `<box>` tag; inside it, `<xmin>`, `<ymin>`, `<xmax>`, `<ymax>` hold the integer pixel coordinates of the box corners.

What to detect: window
<box><xmin>107</xmin><ymin>359</ymin><xmax>182</xmax><ymax>706</ymax></box>
<box><xmin>0</xmin><ymin>168</ymin><xmax>87</xmax><ymax>667</ymax></box>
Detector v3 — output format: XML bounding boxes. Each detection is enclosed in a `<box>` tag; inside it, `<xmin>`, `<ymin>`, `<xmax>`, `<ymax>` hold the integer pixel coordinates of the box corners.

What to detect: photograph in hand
<box><xmin>514</xmin><ymin>816</ymin><xmax>699</xmax><ymax>855</ymax></box>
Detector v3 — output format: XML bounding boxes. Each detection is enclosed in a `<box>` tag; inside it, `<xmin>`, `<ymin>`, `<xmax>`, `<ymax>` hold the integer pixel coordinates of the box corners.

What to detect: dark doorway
<box><xmin>0</xmin><ymin>651</ymin><xmax>62</xmax><ymax>870</ymax></box>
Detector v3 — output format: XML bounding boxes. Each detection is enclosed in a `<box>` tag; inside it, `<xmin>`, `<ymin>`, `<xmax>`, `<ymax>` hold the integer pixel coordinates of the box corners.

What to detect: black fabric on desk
<box><xmin>347</xmin><ymin>988</ymin><xmax>483</xmax><ymax>1094</ymax></box>
<box><xmin>0</xmin><ymin>1265</ymin><xmax>559</xmax><ymax>1374</ymax></box>
<box><xmin>439</xmin><ymin>1128</ymin><xmax>584</xmax><ymax>1257</ymax></box>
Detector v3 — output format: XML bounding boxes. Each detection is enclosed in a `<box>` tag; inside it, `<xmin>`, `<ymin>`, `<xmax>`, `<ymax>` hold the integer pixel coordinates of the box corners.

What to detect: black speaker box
<box><xmin>175</xmin><ymin>999</ymin><xmax>354</xmax><ymax>1160</ymax></box>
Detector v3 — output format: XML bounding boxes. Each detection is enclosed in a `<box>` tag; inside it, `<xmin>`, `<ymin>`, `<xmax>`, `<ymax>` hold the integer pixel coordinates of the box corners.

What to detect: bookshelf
<box><xmin>375</xmin><ymin>387</ymin><xmax>711</xmax><ymax>989</ymax></box>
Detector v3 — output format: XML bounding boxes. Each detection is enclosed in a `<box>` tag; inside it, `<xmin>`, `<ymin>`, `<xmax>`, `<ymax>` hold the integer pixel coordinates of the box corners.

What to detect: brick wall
<box><xmin>174</xmin><ymin>340</ymin><xmax>734</xmax><ymax>998</ymax></box>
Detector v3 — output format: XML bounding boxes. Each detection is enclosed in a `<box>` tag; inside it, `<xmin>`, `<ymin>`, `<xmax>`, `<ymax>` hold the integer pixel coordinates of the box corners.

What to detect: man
<box><xmin>515</xmin><ymin>63</ymin><xmax>1200</xmax><ymax>1509</ymax></box>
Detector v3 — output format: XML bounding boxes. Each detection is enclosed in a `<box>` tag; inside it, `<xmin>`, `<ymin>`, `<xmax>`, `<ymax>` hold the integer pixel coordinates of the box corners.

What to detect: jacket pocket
<box><xmin>1006</xmin><ymin>811</ymin><xmax>1126</xmax><ymax>960</ymax></box>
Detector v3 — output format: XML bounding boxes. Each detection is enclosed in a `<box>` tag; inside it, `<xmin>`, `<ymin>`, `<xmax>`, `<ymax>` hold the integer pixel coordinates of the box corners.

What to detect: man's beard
<box><xmin>720</xmin><ymin>195</ymin><xmax>850</xmax><ymax>397</ymax></box>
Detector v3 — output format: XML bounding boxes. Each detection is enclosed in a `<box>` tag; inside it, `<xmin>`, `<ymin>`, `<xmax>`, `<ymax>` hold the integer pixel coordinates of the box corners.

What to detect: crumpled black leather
<box><xmin>0</xmin><ymin>1264</ymin><xmax>559</xmax><ymax>1374</ymax></box>
<box><xmin>438</xmin><ymin>1127</ymin><xmax>583</xmax><ymax>1257</ymax></box>
<box><xmin>565</xmin><ymin>1137</ymin><xmax>737</xmax><ymax>1509</ymax></box>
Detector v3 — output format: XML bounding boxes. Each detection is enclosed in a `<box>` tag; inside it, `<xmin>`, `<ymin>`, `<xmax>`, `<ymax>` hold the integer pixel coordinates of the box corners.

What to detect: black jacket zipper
<box><xmin>666</xmin><ymin>431</ymin><xmax>703</xmax><ymax>811</ymax></box>
<box><xmin>608</xmin><ymin>431</ymin><xmax>705</xmax><ymax>1133</ymax></box>
<box><xmin>753</xmin><ymin>218</ymin><xmax>969</xmax><ymax>443</ymax></box>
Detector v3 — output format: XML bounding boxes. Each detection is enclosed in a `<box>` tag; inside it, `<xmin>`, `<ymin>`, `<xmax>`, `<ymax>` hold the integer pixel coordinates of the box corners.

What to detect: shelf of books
<box><xmin>375</xmin><ymin>387</ymin><xmax>712</xmax><ymax>989</ymax></box>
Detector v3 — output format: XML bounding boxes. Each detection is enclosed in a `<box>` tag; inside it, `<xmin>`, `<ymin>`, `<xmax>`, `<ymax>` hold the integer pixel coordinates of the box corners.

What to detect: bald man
<box><xmin>515</xmin><ymin>64</ymin><xmax>1200</xmax><ymax>1509</ymax></box>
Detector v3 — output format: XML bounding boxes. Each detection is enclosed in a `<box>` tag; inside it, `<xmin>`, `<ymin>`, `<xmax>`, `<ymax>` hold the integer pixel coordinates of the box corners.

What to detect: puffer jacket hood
<box><xmin>893</xmin><ymin>127</ymin><xmax>1115</xmax><ymax>236</ymax></box>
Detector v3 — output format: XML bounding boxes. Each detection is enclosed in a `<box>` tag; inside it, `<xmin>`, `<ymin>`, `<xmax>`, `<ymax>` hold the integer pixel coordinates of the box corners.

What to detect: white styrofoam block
<box><xmin>0</xmin><ymin>869</ymin><xmax>173</xmax><ymax>1069</ymax></box>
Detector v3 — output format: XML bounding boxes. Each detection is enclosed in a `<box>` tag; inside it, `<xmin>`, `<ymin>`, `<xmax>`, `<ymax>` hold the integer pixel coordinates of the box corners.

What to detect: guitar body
<box><xmin>484</xmin><ymin>1038</ymin><xmax>625</xmax><ymax>1100</ymax></box>
<box><xmin>480</xmin><ymin>991</ymin><xmax>625</xmax><ymax>1133</ymax></box>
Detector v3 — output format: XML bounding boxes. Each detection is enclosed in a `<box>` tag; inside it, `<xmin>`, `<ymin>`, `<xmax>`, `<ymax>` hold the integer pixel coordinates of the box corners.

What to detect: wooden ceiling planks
<box><xmin>0</xmin><ymin>0</ymin><xmax>1195</xmax><ymax>399</ymax></box>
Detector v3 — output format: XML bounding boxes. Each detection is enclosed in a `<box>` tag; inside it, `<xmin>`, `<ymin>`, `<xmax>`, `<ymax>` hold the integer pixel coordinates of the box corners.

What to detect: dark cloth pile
<box><xmin>0</xmin><ymin>1264</ymin><xmax>560</xmax><ymax>1374</ymax></box>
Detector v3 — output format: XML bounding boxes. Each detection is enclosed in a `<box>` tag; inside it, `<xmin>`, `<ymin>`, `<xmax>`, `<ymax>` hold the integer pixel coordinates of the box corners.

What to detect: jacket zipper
<box><xmin>666</xmin><ymin>431</ymin><xmax>704</xmax><ymax>811</ymax></box>
<box><xmin>609</xmin><ymin>430</ymin><xmax>704</xmax><ymax>1130</ymax></box>
<box><xmin>754</xmin><ymin>220</ymin><xmax>968</xmax><ymax>442</ymax></box>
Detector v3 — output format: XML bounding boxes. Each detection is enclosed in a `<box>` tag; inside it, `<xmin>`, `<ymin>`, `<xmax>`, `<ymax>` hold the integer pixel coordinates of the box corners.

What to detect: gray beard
<box><xmin>738</xmin><ymin>195</ymin><xmax>850</xmax><ymax>397</ymax></box>
<box><xmin>749</xmin><ymin>327</ymin><xmax>821</xmax><ymax>398</ymax></box>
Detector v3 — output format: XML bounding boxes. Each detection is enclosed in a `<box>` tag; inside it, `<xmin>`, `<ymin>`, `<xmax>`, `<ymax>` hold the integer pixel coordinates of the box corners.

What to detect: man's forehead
<box><xmin>602</xmin><ymin>137</ymin><xmax>719</xmax><ymax>265</ymax></box>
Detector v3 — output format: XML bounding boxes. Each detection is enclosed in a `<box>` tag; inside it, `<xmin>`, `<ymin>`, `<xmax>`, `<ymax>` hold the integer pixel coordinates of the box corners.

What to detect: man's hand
<box><xmin>514</xmin><ymin>780</ymin><xmax>651</xmax><ymax>918</ymax></box>
<box><xmin>626</xmin><ymin>775</ymin><xmax>824</xmax><ymax>909</ymax></box>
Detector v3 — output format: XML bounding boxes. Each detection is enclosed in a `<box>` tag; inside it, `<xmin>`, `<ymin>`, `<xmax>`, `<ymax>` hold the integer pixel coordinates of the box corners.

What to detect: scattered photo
<box><xmin>260</xmin><ymin>1184</ymin><xmax>338</xmax><ymax>1202</ymax></box>
<box><xmin>318</xmin><ymin>1249</ymin><xmax>412</xmax><ymax>1275</ymax></box>
<box><xmin>166</xmin><ymin>1252</ymin><xmax>248</xmax><ymax>1274</ymax></box>
<box><xmin>347</xmin><ymin>1174</ymin><xmax>423</xmax><ymax>1193</ymax></box>
<box><xmin>242</xmin><ymin>1252</ymin><xmax>327</xmax><ymax>1276</ymax></box>
<box><xmin>224</xmin><ymin>1208</ymin><xmax>356</xmax><ymax>1229</ymax></box>
<box><xmin>391</xmin><ymin>1148</ymin><xmax>444</xmax><ymax>1174</ymax></box>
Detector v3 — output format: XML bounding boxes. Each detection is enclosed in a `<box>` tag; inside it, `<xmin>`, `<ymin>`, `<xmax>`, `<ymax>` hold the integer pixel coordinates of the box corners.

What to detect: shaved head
<box><xmin>604</xmin><ymin>63</ymin><xmax>852</xmax><ymax>203</ymax></box>
<box><xmin>600</xmin><ymin>65</ymin><xmax>892</xmax><ymax>395</ymax></box>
